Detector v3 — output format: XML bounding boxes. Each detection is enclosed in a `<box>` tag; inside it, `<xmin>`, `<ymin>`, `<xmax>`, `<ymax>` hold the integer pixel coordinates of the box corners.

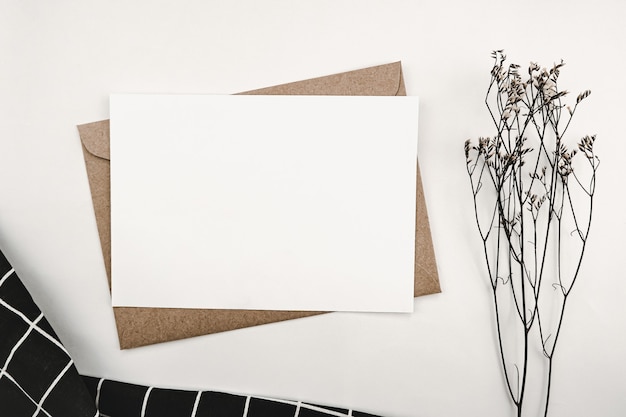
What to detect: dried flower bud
<box><xmin>576</xmin><ymin>90</ymin><xmax>591</xmax><ymax>103</ymax></box>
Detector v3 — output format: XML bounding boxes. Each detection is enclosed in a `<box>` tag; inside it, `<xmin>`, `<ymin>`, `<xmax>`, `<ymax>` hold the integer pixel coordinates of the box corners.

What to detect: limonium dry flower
<box><xmin>465</xmin><ymin>51</ymin><xmax>598</xmax><ymax>417</ymax></box>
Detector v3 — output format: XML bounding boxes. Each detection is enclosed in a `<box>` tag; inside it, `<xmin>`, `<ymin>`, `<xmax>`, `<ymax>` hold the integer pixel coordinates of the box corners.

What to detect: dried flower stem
<box><xmin>465</xmin><ymin>51</ymin><xmax>598</xmax><ymax>417</ymax></box>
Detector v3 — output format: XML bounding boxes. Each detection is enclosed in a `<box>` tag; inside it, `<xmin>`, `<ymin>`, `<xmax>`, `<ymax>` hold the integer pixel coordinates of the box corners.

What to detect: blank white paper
<box><xmin>110</xmin><ymin>94</ymin><xmax>418</xmax><ymax>312</ymax></box>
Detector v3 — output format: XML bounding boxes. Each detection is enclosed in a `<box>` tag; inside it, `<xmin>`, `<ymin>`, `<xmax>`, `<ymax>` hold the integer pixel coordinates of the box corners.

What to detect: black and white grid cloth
<box><xmin>0</xmin><ymin>249</ymin><xmax>383</xmax><ymax>417</ymax></box>
<box><xmin>82</xmin><ymin>376</ymin><xmax>380</xmax><ymax>417</ymax></box>
<box><xmin>0</xmin><ymin>251</ymin><xmax>97</xmax><ymax>416</ymax></box>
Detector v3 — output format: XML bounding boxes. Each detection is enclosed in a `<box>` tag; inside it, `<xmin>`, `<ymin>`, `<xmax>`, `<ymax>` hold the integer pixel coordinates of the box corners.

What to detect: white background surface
<box><xmin>1</xmin><ymin>1</ymin><xmax>624</xmax><ymax>416</ymax></box>
<box><xmin>110</xmin><ymin>94</ymin><xmax>417</xmax><ymax>312</ymax></box>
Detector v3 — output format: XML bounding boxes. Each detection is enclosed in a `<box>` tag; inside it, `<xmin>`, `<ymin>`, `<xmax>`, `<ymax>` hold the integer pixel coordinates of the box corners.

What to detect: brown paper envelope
<box><xmin>78</xmin><ymin>61</ymin><xmax>440</xmax><ymax>349</ymax></box>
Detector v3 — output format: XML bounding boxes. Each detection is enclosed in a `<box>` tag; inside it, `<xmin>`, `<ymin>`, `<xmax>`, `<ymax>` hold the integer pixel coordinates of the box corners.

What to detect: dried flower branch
<box><xmin>465</xmin><ymin>51</ymin><xmax>598</xmax><ymax>417</ymax></box>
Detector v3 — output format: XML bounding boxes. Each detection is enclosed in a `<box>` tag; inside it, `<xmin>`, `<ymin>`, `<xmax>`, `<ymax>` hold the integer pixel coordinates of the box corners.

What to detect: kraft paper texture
<box><xmin>77</xmin><ymin>61</ymin><xmax>440</xmax><ymax>349</ymax></box>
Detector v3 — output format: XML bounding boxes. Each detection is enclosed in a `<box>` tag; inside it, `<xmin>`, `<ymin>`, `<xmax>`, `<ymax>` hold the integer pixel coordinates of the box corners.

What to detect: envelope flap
<box><xmin>78</xmin><ymin>120</ymin><xmax>110</xmax><ymax>160</ymax></box>
<box><xmin>242</xmin><ymin>62</ymin><xmax>405</xmax><ymax>96</ymax></box>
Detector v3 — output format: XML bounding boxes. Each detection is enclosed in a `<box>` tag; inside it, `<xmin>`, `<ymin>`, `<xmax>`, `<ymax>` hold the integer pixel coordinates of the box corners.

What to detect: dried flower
<box><xmin>577</xmin><ymin>90</ymin><xmax>591</xmax><ymax>103</ymax></box>
<box><xmin>465</xmin><ymin>51</ymin><xmax>598</xmax><ymax>417</ymax></box>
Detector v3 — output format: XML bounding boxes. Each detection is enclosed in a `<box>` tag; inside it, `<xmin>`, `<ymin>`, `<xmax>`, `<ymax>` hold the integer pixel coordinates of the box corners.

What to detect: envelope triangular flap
<box><xmin>77</xmin><ymin>119</ymin><xmax>112</xmax><ymax>285</ymax></box>
<box><xmin>78</xmin><ymin>120</ymin><xmax>110</xmax><ymax>161</ymax></box>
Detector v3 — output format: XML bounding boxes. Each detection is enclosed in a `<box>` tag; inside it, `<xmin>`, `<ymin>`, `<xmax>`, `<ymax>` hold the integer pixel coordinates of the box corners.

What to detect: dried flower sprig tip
<box><xmin>578</xmin><ymin>134</ymin><xmax>596</xmax><ymax>154</ymax></box>
<box><xmin>465</xmin><ymin>51</ymin><xmax>597</xmax><ymax>417</ymax></box>
<box><xmin>577</xmin><ymin>90</ymin><xmax>591</xmax><ymax>103</ymax></box>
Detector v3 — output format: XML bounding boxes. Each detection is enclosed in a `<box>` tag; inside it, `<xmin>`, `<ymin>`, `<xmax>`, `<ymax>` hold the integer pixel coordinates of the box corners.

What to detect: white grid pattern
<box><xmin>191</xmin><ymin>391</ymin><xmax>202</xmax><ymax>417</ymax></box>
<box><xmin>0</xmin><ymin>267</ymin><xmax>98</xmax><ymax>417</ymax></box>
<box><xmin>2</xmin><ymin>371</ymin><xmax>55</xmax><ymax>417</ymax></box>
<box><xmin>140</xmin><ymin>386</ymin><xmax>154</xmax><ymax>417</ymax></box>
<box><xmin>0</xmin><ymin>311</ymin><xmax>45</xmax><ymax>381</ymax></box>
<box><xmin>243</xmin><ymin>395</ymin><xmax>251</xmax><ymax>416</ymax></box>
<box><xmin>90</xmin><ymin>376</ymin><xmax>375</xmax><ymax>417</ymax></box>
<box><xmin>32</xmin><ymin>360</ymin><xmax>74</xmax><ymax>417</ymax></box>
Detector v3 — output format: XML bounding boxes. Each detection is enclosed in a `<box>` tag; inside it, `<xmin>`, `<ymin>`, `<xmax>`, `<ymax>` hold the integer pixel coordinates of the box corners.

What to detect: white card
<box><xmin>110</xmin><ymin>94</ymin><xmax>418</xmax><ymax>312</ymax></box>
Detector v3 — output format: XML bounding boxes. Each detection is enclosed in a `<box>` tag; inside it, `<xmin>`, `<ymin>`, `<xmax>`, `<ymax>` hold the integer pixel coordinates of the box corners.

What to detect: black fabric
<box><xmin>248</xmin><ymin>397</ymin><xmax>297</xmax><ymax>416</ymax></box>
<box><xmin>0</xmin><ymin>251</ymin><xmax>98</xmax><ymax>417</ymax></box>
<box><xmin>81</xmin><ymin>376</ymin><xmax>382</xmax><ymax>417</ymax></box>
<box><xmin>0</xmin><ymin>249</ymin><xmax>383</xmax><ymax>417</ymax></box>
<box><xmin>300</xmin><ymin>405</ymin><xmax>350</xmax><ymax>417</ymax></box>
<box><xmin>196</xmin><ymin>391</ymin><xmax>247</xmax><ymax>416</ymax></box>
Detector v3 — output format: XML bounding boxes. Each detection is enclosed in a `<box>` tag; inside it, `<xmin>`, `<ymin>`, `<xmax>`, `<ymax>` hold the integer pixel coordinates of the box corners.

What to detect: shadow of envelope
<box><xmin>77</xmin><ymin>62</ymin><xmax>440</xmax><ymax>349</ymax></box>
